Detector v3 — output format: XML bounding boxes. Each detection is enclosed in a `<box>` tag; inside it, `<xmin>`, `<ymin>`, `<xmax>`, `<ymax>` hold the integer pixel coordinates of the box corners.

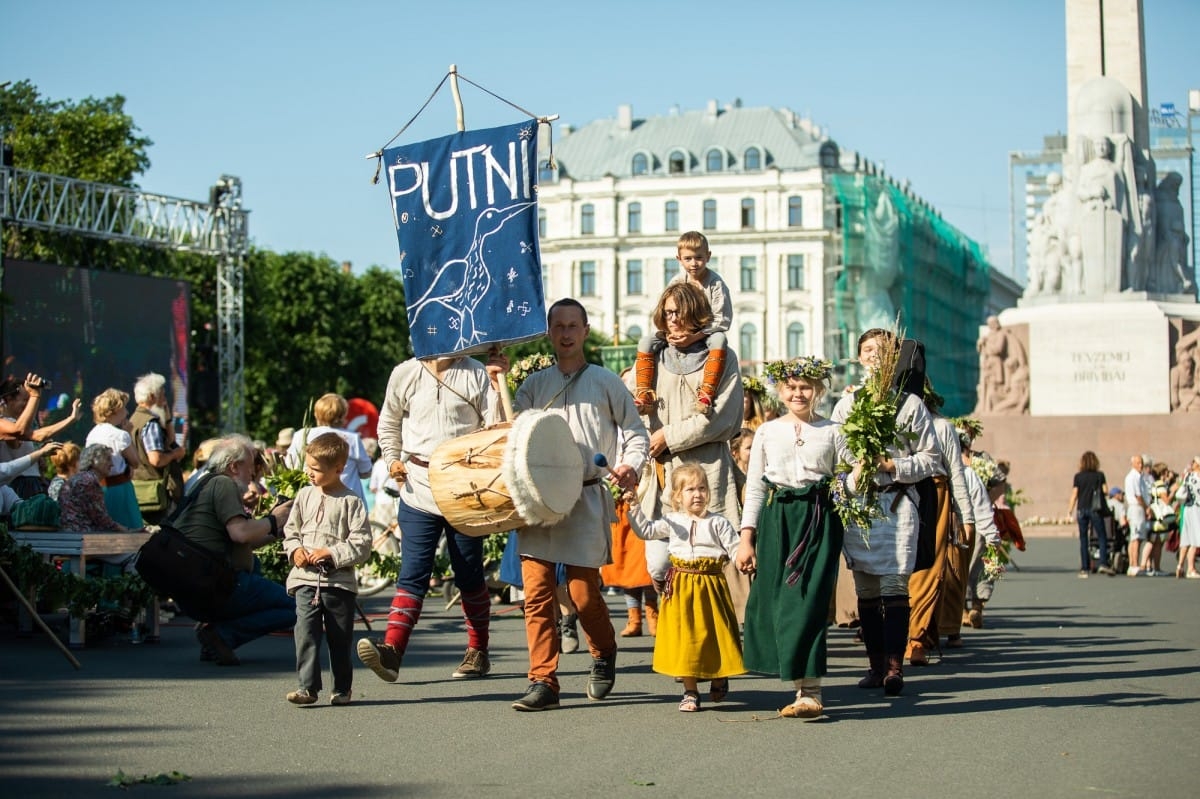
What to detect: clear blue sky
<box><xmin>4</xmin><ymin>0</ymin><xmax>1198</xmax><ymax>279</ymax></box>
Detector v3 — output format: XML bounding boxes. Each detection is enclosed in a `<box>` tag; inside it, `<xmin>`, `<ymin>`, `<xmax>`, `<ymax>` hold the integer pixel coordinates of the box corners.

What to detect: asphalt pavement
<box><xmin>1</xmin><ymin>535</ymin><xmax>1197</xmax><ymax>799</ymax></box>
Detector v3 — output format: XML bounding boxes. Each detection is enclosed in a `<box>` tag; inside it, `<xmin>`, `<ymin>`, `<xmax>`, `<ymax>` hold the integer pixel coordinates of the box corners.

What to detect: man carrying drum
<box><xmin>357</xmin><ymin>349</ymin><xmax>508</xmax><ymax>683</ymax></box>
<box><xmin>509</xmin><ymin>299</ymin><xmax>649</xmax><ymax>711</ymax></box>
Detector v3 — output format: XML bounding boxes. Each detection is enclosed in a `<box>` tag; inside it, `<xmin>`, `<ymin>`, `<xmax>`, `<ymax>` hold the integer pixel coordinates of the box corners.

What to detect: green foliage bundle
<box><xmin>834</xmin><ymin>331</ymin><xmax>914</xmax><ymax>535</ymax></box>
<box><xmin>253</xmin><ymin>450</ymin><xmax>311</xmax><ymax>585</ymax></box>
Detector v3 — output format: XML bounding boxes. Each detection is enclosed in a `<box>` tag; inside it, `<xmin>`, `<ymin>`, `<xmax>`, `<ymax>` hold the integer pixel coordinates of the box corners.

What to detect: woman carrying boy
<box><xmin>634</xmin><ymin>231</ymin><xmax>732</xmax><ymax>415</ymax></box>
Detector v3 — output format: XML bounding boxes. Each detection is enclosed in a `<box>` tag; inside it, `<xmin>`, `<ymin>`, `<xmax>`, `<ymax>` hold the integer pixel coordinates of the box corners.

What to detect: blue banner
<box><xmin>384</xmin><ymin>121</ymin><xmax>546</xmax><ymax>359</ymax></box>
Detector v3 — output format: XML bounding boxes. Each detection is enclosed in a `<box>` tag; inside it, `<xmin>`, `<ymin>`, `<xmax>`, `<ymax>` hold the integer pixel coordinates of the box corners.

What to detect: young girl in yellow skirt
<box><xmin>624</xmin><ymin>463</ymin><xmax>744</xmax><ymax>712</ymax></box>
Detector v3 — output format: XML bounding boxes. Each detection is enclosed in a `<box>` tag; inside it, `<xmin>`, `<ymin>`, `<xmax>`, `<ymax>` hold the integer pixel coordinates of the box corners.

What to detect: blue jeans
<box><xmin>396</xmin><ymin>499</ymin><xmax>486</xmax><ymax>596</ymax></box>
<box><xmin>1077</xmin><ymin>509</ymin><xmax>1108</xmax><ymax>570</ymax></box>
<box><xmin>194</xmin><ymin>570</ymin><xmax>295</xmax><ymax>650</ymax></box>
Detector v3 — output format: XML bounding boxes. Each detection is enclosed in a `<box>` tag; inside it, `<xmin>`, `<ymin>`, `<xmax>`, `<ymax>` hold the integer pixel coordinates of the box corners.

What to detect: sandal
<box><xmin>780</xmin><ymin>695</ymin><xmax>823</xmax><ymax>720</ymax></box>
<box><xmin>709</xmin><ymin>678</ymin><xmax>729</xmax><ymax>703</ymax></box>
<box><xmin>678</xmin><ymin>691</ymin><xmax>700</xmax><ymax>712</ymax></box>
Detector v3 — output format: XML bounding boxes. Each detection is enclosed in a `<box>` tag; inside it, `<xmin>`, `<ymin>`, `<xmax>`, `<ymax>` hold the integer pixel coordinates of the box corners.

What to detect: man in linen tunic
<box><xmin>513</xmin><ymin>299</ymin><xmax>649</xmax><ymax>700</ymax></box>
<box><xmin>359</xmin><ymin>354</ymin><xmax>503</xmax><ymax>682</ymax></box>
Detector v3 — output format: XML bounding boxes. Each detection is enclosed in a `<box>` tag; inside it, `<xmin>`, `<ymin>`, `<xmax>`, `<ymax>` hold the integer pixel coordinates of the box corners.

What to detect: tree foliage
<box><xmin>241</xmin><ymin>252</ymin><xmax>409</xmax><ymax>440</ymax></box>
<box><xmin>0</xmin><ymin>79</ymin><xmax>151</xmax><ymax>185</ymax></box>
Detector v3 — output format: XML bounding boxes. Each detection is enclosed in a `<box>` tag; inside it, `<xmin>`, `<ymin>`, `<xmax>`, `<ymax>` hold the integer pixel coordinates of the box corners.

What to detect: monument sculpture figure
<box><xmin>1128</xmin><ymin>160</ymin><xmax>1156</xmax><ymax>291</ymax></box>
<box><xmin>1076</xmin><ymin>136</ymin><xmax>1128</xmax><ymax>295</ymax></box>
<box><xmin>1153</xmin><ymin>172</ymin><xmax>1194</xmax><ymax>295</ymax></box>
<box><xmin>975</xmin><ymin>316</ymin><xmax>1029</xmax><ymax>415</ymax></box>
<box><xmin>1027</xmin><ymin>172</ymin><xmax>1075</xmax><ymax>296</ymax></box>
<box><xmin>1171</xmin><ymin>327</ymin><xmax>1200</xmax><ymax>413</ymax></box>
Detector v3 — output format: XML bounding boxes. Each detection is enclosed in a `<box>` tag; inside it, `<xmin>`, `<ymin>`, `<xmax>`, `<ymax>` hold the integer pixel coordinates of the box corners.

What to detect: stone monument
<box><xmin>974</xmin><ymin>0</ymin><xmax>1200</xmax><ymax>521</ymax></box>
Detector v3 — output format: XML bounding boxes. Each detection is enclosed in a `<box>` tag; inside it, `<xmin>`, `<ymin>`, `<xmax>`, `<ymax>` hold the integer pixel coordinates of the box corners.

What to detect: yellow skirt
<box><xmin>653</xmin><ymin>556</ymin><xmax>746</xmax><ymax>680</ymax></box>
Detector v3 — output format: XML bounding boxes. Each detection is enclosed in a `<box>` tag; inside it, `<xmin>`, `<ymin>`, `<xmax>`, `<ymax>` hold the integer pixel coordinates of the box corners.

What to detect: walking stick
<box><xmin>355</xmin><ymin>599</ymin><xmax>372</xmax><ymax>632</ymax></box>
<box><xmin>0</xmin><ymin>563</ymin><xmax>82</xmax><ymax>670</ymax></box>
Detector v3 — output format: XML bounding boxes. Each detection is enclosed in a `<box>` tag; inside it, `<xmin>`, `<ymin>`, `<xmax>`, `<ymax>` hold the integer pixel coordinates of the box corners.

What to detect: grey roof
<box><xmin>546</xmin><ymin>104</ymin><xmax>833</xmax><ymax>180</ymax></box>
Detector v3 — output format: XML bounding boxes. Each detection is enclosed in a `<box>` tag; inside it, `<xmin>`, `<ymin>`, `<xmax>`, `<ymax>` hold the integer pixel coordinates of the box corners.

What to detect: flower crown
<box><xmin>507</xmin><ymin>353</ymin><xmax>556</xmax><ymax>392</ymax></box>
<box><xmin>763</xmin><ymin>356</ymin><xmax>833</xmax><ymax>384</ymax></box>
<box><xmin>951</xmin><ymin>416</ymin><xmax>984</xmax><ymax>442</ymax></box>
<box><xmin>742</xmin><ymin>375</ymin><xmax>766</xmax><ymax>396</ymax></box>
<box><xmin>969</xmin><ymin>453</ymin><xmax>1007</xmax><ymax>488</ymax></box>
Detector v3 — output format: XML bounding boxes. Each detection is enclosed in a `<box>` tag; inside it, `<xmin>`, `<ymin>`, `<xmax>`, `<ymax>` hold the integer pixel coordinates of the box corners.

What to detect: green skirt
<box><xmin>743</xmin><ymin>480</ymin><xmax>844</xmax><ymax>681</ymax></box>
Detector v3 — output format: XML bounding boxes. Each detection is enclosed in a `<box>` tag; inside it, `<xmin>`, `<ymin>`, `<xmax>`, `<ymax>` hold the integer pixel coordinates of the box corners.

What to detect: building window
<box><xmin>538</xmin><ymin>209</ymin><xmax>547</xmax><ymax>239</ymax></box>
<box><xmin>744</xmin><ymin>147</ymin><xmax>762</xmax><ymax>171</ymax></box>
<box><xmin>668</xmin><ymin>150</ymin><xmax>688</xmax><ymax>174</ymax></box>
<box><xmin>788</xmin><ymin>195</ymin><xmax>803</xmax><ymax>227</ymax></box>
<box><xmin>706</xmin><ymin>148</ymin><xmax>724</xmax><ymax>172</ymax></box>
<box><xmin>740</xmin><ymin>256</ymin><xmax>757</xmax><ymax>291</ymax></box>
<box><xmin>539</xmin><ymin>160</ymin><xmax>555</xmax><ymax>182</ymax></box>
<box><xmin>632</xmin><ymin>152</ymin><xmax>649</xmax><ymax>176</ymax></box>
<box><xmin>664</xmin><ymin>258</ymin><xmax>677</xmax><ymax>287</ymax></box>
<box><xmin>627</xmin><ymin>202</ymin><xmax>642</xmax><ymax>234</ymax></box>
<box><xmin>740</xmin><ymin>198</ymin><xmax>755</xmax><ymax>229</ymax></box>
<box><xmin>626</xmin><ymin>259</ymin><xmax>643</xmax><ymax>295</ymax></box>
<box><xmin>787</xmin><ymin>322</ymin><xmax>806</xmax><ymax>358</ymax></box>
<box><xmin>703</xmin><ymin>199</ymin><xmax>717</xmax><ymax>230</ymax></box>
<box><xmin>579</xmin><ymin>260</ymin><xmax>597</xmax><ymax>296</ymax></box>
<box><xmin>740</xmin><ymin>323</ymin><xmax>758</xmax><ymax>362</ymax></box>
<box><xmin>787</xmin><ymin>254</ymin><xmax>805</xmax><ymax>290</ymax></box>
<box><xmin>665</xmin><ymin>200</ymin><xmax>679</xmax><ymax>232</ymax></box>
<box><xmin>581</xmin><ymin>203</ymin><xmax>595</xmax><ymax>235</ymax></box>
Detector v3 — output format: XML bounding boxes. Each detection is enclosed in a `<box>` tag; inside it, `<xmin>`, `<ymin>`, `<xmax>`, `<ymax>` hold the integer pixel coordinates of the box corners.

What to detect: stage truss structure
<box><xmin>0</xmin><ymin>156</ymin><xmax>248</xmax><ymax>432</ymax></box>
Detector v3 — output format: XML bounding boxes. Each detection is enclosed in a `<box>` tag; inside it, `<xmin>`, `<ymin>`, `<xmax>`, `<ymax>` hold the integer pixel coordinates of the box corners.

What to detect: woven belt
<box><xmin>408</xmin><ymin>456</ymin><xmax>430</xmax><ymax>468</ymax></box>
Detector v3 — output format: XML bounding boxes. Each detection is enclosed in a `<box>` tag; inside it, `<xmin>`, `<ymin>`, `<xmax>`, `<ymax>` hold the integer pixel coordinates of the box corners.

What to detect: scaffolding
<box><xmin>0</xmin><ymin>156</ymin><xmax>249</xmax><ymax>431</ymax></box>
<box><xmin>828</xmin><ymin>173</ymin><xmax>990</xmax><ymax>414</ymax></box>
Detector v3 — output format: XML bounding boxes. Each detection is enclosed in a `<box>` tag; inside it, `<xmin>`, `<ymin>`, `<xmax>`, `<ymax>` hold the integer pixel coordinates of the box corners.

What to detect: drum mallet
<box><xmin>593</xmin><ymin>453</ymin><xmax>624</xmax><ymax>484</ymax></box>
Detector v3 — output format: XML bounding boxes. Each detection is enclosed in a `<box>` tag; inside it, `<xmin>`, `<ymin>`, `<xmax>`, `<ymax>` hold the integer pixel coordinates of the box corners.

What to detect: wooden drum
<box><xmin>429</xmin><ymin>410</ymin><xmax>583</xmax><ymax>537</ymax></box>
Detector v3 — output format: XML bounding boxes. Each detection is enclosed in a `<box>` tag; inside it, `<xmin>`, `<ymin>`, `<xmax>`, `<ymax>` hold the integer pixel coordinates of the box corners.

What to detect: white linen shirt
<box><xmin>376</xmin><ymin>358</ymin><xmax>500</xmax><ymax>516</ymax></box>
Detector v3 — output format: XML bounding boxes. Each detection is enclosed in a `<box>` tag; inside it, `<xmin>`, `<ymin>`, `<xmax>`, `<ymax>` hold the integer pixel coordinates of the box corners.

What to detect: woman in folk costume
<box><xmin>600</xmin><ymin>370</ymin><xmax>659</xmax><ymax>638</ymax></box>
<box><xmin>636</xmin><ymin>283</ymin><xmax>745</xmax><ymax>620</ymax></box>
<box><xmin>905</xmin><ymin>380</ymin><xmax>975</xmax><ymax>665</ymax></box>
<box><xmin>965</xmin><ymin>453</ymin><xmax>1016</xmax><ymax>627</ymax></box>
<box><xmin>831</xmin><ymin>330</ymin><xmax>940</xmax><ymax>696</ymax></box>
<box><xmin>940</xmin><ymin>417</ymin><xmax>983</xmax><ymax>646</ymax></box>
<box><xmin>991</xmin><ymin>460</ymin><xmax>1027</xmax><ymax>557</ymax></box>
<box><xmin>625</xmin><ymin>463</ymin><xmax>743</xmax><ymax>712</ymax></box>
<box><xmin>735</xmin><ymin>356</ymin><xmax>851</xmax><ymax>719</ymax></box>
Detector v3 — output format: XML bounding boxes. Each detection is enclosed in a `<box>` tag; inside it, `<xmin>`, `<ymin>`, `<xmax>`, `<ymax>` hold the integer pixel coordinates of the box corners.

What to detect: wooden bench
<box><xmin>9</xmin><ymin>530</ymin><xmax>159</xmax><ymax>649</ymax></box>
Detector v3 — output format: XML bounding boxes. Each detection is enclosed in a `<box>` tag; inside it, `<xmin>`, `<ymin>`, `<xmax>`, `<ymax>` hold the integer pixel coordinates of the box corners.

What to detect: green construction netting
<box><xmin>829</xmin><ymin>173</ymin><xmax>991</xmax><ymax>415</ymax></box>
